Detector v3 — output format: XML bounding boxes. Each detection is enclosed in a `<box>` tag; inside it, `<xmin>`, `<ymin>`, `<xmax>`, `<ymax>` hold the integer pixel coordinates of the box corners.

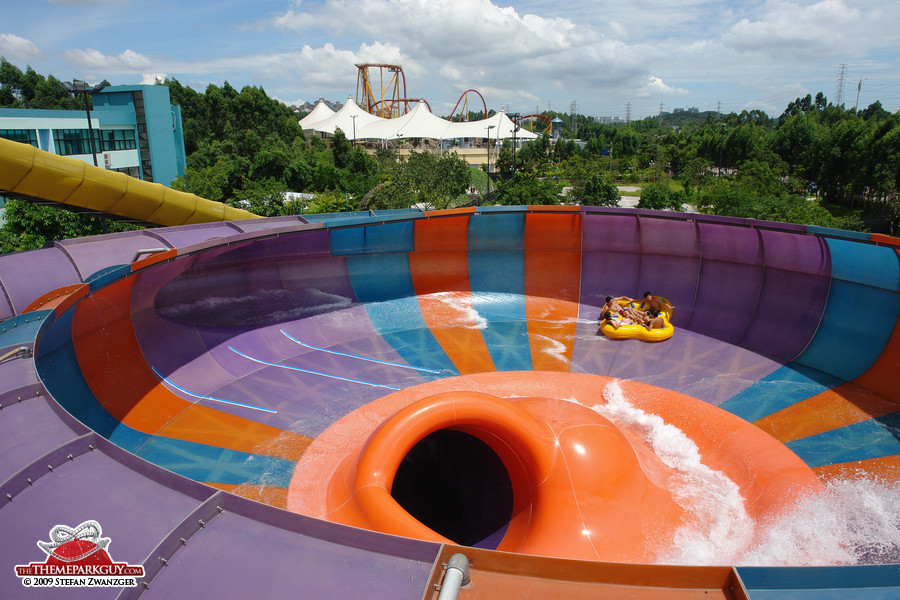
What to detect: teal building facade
<box><xmin>0</xmin><ymin>84</ymin><xmax>186</xmax><ymax>186</ymax></box>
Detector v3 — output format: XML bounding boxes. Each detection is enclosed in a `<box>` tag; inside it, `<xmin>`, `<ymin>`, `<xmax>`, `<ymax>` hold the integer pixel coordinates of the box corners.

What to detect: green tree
<box><xmin>871</xmin><ymin>120</ymin><xmax>900</xmax><ymax>199</ymax></box>
<box><xmin>552</xmin><ymin>139</ymin><xmax>578</xmax><ymax>163</ymax></box>
<box><xmin>515</xmin><ymin>134</ymin><xmax>552</xmax><ymax>173</ymax></box>
<box><xmin>364</xmin><ymin>151</ymin><xmax>471</xmax><ymax>210</ymax></box>
<box><xmin>681</xmin><ymin>157</ymin><xmax>713</xmax><ymax>196</ymax></box>
<box><xmin>0</xmin><ymin>59</ymin><xmax>79</xmax><ymax>109</ymax></box>
<box><xmin>161</xmin><ymin>79</ymin><xmax>312</xmax><ymax>203</ymax></box>
<box><xmin>311</xmin><ymin>151</ymin><xmax>345</xmax><ymax>192</ymax></box>
<box><xmin>343</xmin><ymin>146</ymin><xmax>381</xmax><ymax>198</ymax></box>
<box><xmin>304</xmin><ymin>191</ymin><xmax>353</xmax><ymax>214</ymax></box>
<box><xmin>249</xmin><ymin>144</ymin><xmax>292</xmax><ymax>183</ymax></box>
<box><xmin>493</xmin><ymin>172</ymin><xmax>562</xmax><ymax>206</ymax></box>
<box><xmin>233</xmin><ymin>179</ymin><xmax>290</xmax><ymax>217</ymax></box>
<box><xmin>772</xmin><ymin>112</ymin><xmax>820</xmax><ymax>183</ymax></box>
<box><xmin>809</xmin><ymin>115</ymin><xmax>868</xmax><ymax>204</ymax></box>
<box><xmin>696</xmin><ymin>178</ymin><xmax>860</xmax><ymax>230</ymax></box>
<box><xmin>0</xmin><ymin>200</ymin><xmax>136</xmax><ymax>253</ymax></box>
<box><xmin>860</xmin><ymin>100</ymin><xmax>891</xmax><ymax>121</ymax></box>
<box><xmin>637</xmin><ymin>181</ymin><xmax>682</xmax><ymax>211</ymax></box>
<box><xmin>732</xmin><ymin>159</ymin><xmax>790</xmax><ymax>198</ymax></box>
<box><xmin>571</xmin><ymin>171</ymin><xmax>620</xmax><ymax>206</ymax></box>
<box><xmin>164</xmin><ymin>78</ymin><xmax>207</xmax><ymax>155</ymax></box>
<box><xmin>171</xmin><ymin>160</ymin><xmax>233</xmax><ymax>203</ymax></box>
<box><xmin>330</xmin><ymin>129</ymin><xmax>353</xmax><ymax>169</ymax></box>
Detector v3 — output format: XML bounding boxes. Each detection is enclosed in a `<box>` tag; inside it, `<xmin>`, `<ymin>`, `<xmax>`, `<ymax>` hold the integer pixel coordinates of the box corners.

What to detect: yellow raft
<box><xmin>600</xmin><ymin>298</ymin><xmax>675</xmax><ymax>342</ymax></box>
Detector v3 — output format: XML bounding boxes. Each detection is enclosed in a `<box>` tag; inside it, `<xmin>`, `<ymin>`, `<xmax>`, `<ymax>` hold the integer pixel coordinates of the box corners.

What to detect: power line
<box><xmin>835</xmin><ymin>64</ymin><xmax>848</xmax><ymax>106</ymax></box>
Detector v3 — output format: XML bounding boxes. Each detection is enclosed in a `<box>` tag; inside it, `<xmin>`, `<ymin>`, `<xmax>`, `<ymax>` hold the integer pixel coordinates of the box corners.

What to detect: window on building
<box><xmin>99</xmin><ymin>129</ymin><xmax>137</xmax><ymax>151</ymax></box>
<box><xmin>53</xmin><ymin>129</ymin><xmax>94</xmax><ymax>156</ymax></box>
<box><xmin>0</xmin><ymin>129</ymin><xmax>38</xmax><ymax>147</ymax></box>
<box><xmin>111</xmin><ymin>166</ymin><xmax>140</xmax><ymax>178</ymax></box>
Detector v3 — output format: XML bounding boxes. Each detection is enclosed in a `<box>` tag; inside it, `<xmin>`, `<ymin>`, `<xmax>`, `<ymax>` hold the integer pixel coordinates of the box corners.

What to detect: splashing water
<box><xmin>419</xmin><ymin>291</ymin><xmax>488</xmax><ymax>329</ymax></box>
<box><xmin>595</xmin><ymin>380</ymin><xmax>754</xmax><ymax>565</ymax></box>
<box><xmin>594</xmin><ymin>380</ymin><xmax>900</xmax><ymax>566</ymax></box>
<box><xmin>739</xmin><ymin>475</ymin><xmax>900</xmax><ymax>566</ymax></box>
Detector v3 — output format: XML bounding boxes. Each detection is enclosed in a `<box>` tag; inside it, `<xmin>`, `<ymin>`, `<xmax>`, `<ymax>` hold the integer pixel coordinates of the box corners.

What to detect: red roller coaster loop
<box><xmin>448</xmin><ymin>89</ymin><xmax>488</xmax><ymax>121</ymax></box>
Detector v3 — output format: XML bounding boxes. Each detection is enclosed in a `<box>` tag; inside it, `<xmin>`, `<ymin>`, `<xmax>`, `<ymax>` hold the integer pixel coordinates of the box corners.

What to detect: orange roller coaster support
<box><xmin>356</xmin><ymin>63</ymin><xmax>410</xmax><ymax>118</ymax></box>
<box><xmin>518</xmin><ymin>114</ymin><xmax>552</xmax><ymax>135</ymax></box>
<box><xmin>371</xmin><ymin>97</ymin><xmax>432</xmax><ymax>115</ymax></box>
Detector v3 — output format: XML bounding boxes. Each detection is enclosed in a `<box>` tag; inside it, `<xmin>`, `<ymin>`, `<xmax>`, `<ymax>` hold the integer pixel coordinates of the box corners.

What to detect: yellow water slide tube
<box><xmin>0</xmin><ymin>137</ymin><xmax>259</xmax><ymax>226</ymax></box>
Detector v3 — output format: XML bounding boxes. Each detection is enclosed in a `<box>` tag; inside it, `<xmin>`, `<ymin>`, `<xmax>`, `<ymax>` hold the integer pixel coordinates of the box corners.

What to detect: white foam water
<box><xmin>530</xmin><ymin>333</ymin><xmax>570</xmax><ymax>363</ymax></box>
<box><xmin>594</xmin><ymin>380</ymin><xmax>754</xmax><ymax>565</ymax></box>
<box><xmin>593</xmin><ymin>380</ymin><xmax>900</xmax><ymax>566</ymax></box>
<box><xmin>738</xmin><ymin>475</ymin><xmax>900</xmax><ymax>566</ymax></box>
<box><xmin>419</xmin><ymin>291</ymin><xmax>488</xmax><ymax>329</ymax></box>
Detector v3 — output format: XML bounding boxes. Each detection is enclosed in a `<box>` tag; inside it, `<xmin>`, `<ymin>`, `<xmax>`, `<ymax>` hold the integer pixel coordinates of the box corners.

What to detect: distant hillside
<box><xmin>292</xmin><ymin>98</ymin><xmax>344</xmax><ymax>115</ymax></box>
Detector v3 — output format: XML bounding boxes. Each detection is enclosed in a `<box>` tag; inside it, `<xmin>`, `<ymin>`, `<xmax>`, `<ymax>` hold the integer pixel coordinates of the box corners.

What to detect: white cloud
<box><xmin>159</xmin><ymin>41</ymin><xmax>412</xmax><ymax>96</ymax></box>
<box><xmin>277</xmin><ymin>97</ymin><xmax>309</xmax><ymax>107</ymax></box>
<box><xmin>141</xmin><ymin>73</ymin><xmax>167</xmax><ymax>85</ymax></box>
<box><xmin>608</xmin><ymin>21</ymin><xmax>628</xmax><ymax>40</ymax></box>
<box><xmin>356</xmin><ymin>41</ymin><xmax>411</xmax><ymax>69</ymax></box>
<box><xmin>272</xmin><ymin>0</ymin><xmax>574</xmax><ymax>60</ymax></box>
<box><xmin>738</xmin><ymin>100</ymin><xmax>780</xmax><ymax>115</ymax></box>
<box><xmin>292</xmin><ymin>43</ymin><xmax>364</xmax><ymax>86</ymax></box>
<box><xmin>0</xmin><ymin>33</ymin><xmax>44</xmax><ymax>62</ymax></box>
<box><xmin>7</xmin><ymin>0</ymin><xmax>897</xmax><ymax>119</ymax></box>
<box><xmin>722</xmin><ymin>0</ymin><xmax>864</xmax><ymax>59</ymax></box>
<box><xmin>638</xmin><ymin>76</ymin><xmax>689</xmax><ymax>98</ymax></box>
<box><xmin>439</xmin><ymin>64</ymin><xmax>464</xmax><ymax>83</ymax></box>
<box><xmin>264</xmin><ymin>0</ymin><xmax>648</xmax><ymax>102</ymax></box>
<box><xmin>63</xmin><ymin>48</ymin><xmax>152</xmax><ymax>71</ymax></box>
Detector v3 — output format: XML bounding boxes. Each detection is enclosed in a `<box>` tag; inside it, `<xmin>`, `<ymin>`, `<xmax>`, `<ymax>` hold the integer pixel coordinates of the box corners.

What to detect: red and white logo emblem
<box><xmin>15</xmin><ymin>520</ymin><xmax>144</xmax><ymax>588</ymax></box>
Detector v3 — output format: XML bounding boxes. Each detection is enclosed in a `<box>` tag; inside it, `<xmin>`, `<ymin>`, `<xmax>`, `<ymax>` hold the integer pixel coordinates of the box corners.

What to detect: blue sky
<box><xmin>2</xmin><ymin>0</ymin><xmax>899</xmax><ymax>120</ymax></box>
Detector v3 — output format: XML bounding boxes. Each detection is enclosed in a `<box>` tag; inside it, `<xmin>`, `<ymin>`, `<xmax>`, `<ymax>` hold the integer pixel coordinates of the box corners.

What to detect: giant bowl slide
<box><xmin>1</xmin><ymin>204</ymin><xmax>900</xmax><ymax>598</ymax></box>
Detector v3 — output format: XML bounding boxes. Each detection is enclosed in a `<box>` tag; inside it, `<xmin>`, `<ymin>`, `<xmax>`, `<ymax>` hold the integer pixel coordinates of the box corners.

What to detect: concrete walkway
<box><xmin>617</xmin><ymin>185</ymin><xmax>641</xmax><ymax>208</ymax></box>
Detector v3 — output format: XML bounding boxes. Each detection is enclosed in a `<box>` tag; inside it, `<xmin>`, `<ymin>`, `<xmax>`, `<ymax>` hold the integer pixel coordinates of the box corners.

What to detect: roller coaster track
<box><xmin>516</xmin><ymin>113</ymin><xmax>552</xmax><ymax>135</ymax></box>
<box><xmin>448</xmin><ymin>89</ymin><xmax>488</xmax><ymax>121</ymax></box>
<box><xmin>356</xmin><ymin>63</ymin><xmax>412</xmax><ymax>119</ymax></box>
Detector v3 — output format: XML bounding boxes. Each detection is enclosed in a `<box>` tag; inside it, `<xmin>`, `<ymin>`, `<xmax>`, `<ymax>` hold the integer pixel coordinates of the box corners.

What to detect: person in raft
<box><xmin>602</xmin><ymin>296</ymin><xmax>646</xmax><ymax>322</ymax></box>
<box><xmin>602</xmin><ymin>311</ymin><xmax>648</xmax><ymax>329</ymax></box>
<box><xmin>643</xmin><ymin>309</ymin><xmax>666</xmax><ymax>331</ymax></box>
<box><xmin>642</xmin><ymin>291</ymin><xmax>671</xmax><ymax>313</ymax></box>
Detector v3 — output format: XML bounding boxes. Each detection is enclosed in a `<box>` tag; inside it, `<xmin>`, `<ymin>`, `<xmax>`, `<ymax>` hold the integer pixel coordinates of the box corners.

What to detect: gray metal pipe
<box><xmin>131</xmin><ymin>248</ymin><xmax>170</xmax><ymax>263</ymax></box>
<box><xmin>0</xmin><ymin>346</ymin><xmax>31</xmax><ymax>364</ymax></box>
<box><xmin>436</xmin><ymin>553</ymin><xmax>470</xmax><ymax>600</ymax></box>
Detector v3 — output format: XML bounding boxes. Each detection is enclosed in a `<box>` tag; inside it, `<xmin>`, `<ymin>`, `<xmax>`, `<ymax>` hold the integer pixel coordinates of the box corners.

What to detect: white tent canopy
<box><xmin>300</xmin><ymin>96</ymin><xmax>382</xmax><ymax>137</ymax></box>
<box><xmin>299</xmin><ymin>98</ymin><xmax>538</xmax><ymax>142</ymax></box>
<box><xmin>297</xmin><ymin>100</ymin><xmax>335</xmax><ymax>130</ymax></box>
<box><xmin>356</xmin><ymin>102</ymin><xmax>452</xmax><ymax>140</ymax></box>
<box><xmin>445</xmin><ymin>111</ymin><xmax>534</xmax><ymax>141</ymax></box>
